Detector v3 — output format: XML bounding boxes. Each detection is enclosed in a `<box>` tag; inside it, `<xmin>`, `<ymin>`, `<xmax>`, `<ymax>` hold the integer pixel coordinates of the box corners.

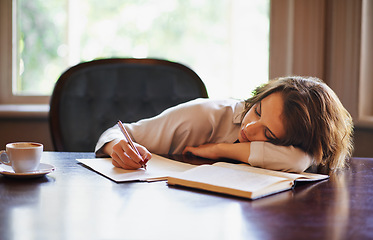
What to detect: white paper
<box><xmin>77</xmin><ymin>154</ymin><xmax>195</xmax><ymax>182</ymax></box>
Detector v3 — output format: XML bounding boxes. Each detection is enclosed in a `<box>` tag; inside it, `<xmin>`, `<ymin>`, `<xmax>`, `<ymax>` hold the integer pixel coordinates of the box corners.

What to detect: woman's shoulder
<box><xmin>180</xmin><ymin>98</ymin><xmax>243</xmax><ymax>110</ymax></box>
<box><xmin>180</xmin><ymin>98</ymin><xmax>245</xmax><ymax>121</ymax></box>
<box><xmin>156</xmin><ymin>98</ymin><xmax>244</xmax><ymax>125</ymax></box>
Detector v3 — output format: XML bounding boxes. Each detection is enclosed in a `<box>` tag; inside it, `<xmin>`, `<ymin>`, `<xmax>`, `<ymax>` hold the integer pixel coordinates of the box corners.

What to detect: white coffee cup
<box><xmin>0</xmin><ymin>142</ymin><xmax>43</xmax><ymax>173</ymax></box>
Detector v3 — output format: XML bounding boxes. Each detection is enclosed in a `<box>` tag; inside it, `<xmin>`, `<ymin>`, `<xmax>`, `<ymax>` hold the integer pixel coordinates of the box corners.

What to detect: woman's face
<box><xmin>239</xmin><ymin>92</ymin><xmax>286</xmax><ymax>143</ymax></box>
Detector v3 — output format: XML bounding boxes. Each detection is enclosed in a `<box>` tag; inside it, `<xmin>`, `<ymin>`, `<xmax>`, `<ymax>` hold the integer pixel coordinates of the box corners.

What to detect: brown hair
<box><xmin>242</xmin><ymin>76</ymin><xmax>354</xmax><ymax>171</ymax></box>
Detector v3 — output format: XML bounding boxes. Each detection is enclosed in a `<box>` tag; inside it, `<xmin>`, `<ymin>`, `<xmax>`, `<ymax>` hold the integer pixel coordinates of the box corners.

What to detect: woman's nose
<box><xmin>244</xmin><ymin>122</ymin><xmax>264</xmax><ymax>140</ymax></box>
<box><xmin>245</xmin><ymin>122</ymin><xmax>259</xmax><ymax>135</ymax></box>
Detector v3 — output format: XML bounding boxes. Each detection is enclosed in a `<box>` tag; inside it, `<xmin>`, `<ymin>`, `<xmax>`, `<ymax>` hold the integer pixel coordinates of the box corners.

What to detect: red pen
<box><xmin>117</xmin><ymin>120</ymin><xmax>147</xmax><ymax>169</ymax></box>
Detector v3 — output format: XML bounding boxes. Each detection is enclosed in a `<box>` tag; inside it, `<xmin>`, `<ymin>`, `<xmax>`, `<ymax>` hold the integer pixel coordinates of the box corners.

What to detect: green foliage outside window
<box><xmin>16</xmin><ymin>0</ymin><xmax>269</xmax><ymax>98</ymax></box>
<box><xmin>17</xmin><ymin>0</ymin><xmax>66</xmax><ymax>95</ymax></box>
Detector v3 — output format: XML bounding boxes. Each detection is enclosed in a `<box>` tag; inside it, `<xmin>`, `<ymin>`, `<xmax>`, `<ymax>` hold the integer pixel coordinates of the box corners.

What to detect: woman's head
<box><xmin>241</xmin><ymin>76</ymin><xmax>354</xmax><ymax>171</ymax></box>
<box><xmin>239</xmin><ymin>91</ymin><xmax>286</xmax><ymax>143</ymax></box>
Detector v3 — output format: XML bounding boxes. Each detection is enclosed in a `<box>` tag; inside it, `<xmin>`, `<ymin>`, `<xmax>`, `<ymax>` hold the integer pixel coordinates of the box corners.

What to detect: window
<box><xmin>0</xmin><ymin>0</ymin><xmax>270</xmax><ymax>105</ymax></box>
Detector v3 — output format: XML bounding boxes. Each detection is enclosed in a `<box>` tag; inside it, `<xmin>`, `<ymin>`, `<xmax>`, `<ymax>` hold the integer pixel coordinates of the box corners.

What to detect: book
<box><xmin>167</xmin><ymin>162</ymin><xmax>329</xmax><ymax>200</ymax></box>
<box><xmin>77</xmin><ymin>154</ymin><xmax>195</xmax><ymax>182</ymax></box>
<box><xmin>78</xmin><ymin>154</ymin><xmax>328</xmax><ymax>200</ymax></box>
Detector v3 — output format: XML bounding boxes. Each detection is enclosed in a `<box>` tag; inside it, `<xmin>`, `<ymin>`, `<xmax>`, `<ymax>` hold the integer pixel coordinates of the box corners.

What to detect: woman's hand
<box><xmin>183</xmin><ymin>142</ymin><xmax>251</xmax><ymax>163</ymax></box>
<box><xmin>109</xmin><ymin>139</ymin><xmax>152</xmax><ymax>170</ymax></box>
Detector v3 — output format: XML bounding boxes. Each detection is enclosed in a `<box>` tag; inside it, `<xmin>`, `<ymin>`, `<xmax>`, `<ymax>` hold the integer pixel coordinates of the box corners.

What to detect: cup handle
<box><xmin>0</xmin><ymin>150</ymin><xmax>11</xmax><ymax>166</ymax></box>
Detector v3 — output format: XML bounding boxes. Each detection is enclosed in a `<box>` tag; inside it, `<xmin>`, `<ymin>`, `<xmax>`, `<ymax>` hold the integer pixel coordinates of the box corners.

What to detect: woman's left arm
<box><xmin>184</xmin><ymin>142</ymin><xmax>312</xmax><ymax>172</ymax></box>
<box><xmin>182</xmin><ymin>142</ymin><xmax>251</xmax><ymax>163</ymax></box>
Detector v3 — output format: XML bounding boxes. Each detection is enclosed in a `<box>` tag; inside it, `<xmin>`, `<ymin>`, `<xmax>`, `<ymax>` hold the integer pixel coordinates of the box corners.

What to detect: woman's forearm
<box><xmin>215</xmin><ymin>142</ymin><xmax>251</xmax><ymax>163</ymax></box>
<box><xmin>183</xmin><ymin>142</ymin><xmax>251</xmax><ymax>163</ymax></box>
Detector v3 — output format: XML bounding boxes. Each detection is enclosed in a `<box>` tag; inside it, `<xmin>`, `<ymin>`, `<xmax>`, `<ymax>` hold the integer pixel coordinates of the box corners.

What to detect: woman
<box><xmin>95</xmin><ymin>76</ymin><xmax>354</xmax><ymax>173</ymax></box>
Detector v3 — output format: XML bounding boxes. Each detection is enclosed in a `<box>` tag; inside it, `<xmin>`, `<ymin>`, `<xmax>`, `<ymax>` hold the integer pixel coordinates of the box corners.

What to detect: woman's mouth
<box><xmin>240</xmin><ymin>129</ymin><xmax>249</xmax><ymax>142</ymax></box>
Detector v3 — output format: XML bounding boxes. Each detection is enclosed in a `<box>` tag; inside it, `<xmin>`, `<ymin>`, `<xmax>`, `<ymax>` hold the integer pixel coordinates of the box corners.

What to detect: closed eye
<box><xmin>256</xmin><ymin>101</ymin><xmax>278</xmax><ymax>141</ymax></box>
<box><xmin>254</xmin><ymin>102</ymin><xmax>262</xmax><ymax>117</ymax></box>
<box><xmin>265</xmin><ymin>129</ymin><xmax>277</xmax><ymax>141</ymax></box>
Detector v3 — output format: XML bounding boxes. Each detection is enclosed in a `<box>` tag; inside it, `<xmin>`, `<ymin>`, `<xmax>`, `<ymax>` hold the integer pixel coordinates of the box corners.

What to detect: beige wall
<box><xmin>268</xmin><ymin>0</ymin><xmax>373</xmax><ymax>158</ymax></box>
<box><xmin>353</xmin><ymin>127</ymin><xmax>373</xmax><ymax>157</ymax></box>
<box><xmin>0</xmin><ymin>117</ymin><xmax>54</xmax><ymax>151</ymax></box>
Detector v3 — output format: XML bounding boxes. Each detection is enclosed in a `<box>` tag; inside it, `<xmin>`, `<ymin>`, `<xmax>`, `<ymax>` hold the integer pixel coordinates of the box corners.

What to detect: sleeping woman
<box><xmin>95</xmin><ymin>76</ymin><xmax>354</xmax><ymax>173</ymax></box>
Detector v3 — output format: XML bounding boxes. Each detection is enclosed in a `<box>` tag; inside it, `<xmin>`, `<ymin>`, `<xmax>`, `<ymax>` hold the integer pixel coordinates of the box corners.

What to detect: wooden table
<box><xmin>0</xmin><ymin>152</ymin><xmax>372</xmax><ymax>240</ymax></box>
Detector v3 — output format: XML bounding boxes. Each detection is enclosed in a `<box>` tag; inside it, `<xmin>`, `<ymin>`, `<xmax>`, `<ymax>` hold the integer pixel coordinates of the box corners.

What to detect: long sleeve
<box><xmin>95</xmin><ymin>98</ymin><xmax>243</xmax><ymax>156</ymax></box>
<box><xmin>248</xmin><ymin>142</ymin><xmax>313</xmax><ymax>172</ymax></box>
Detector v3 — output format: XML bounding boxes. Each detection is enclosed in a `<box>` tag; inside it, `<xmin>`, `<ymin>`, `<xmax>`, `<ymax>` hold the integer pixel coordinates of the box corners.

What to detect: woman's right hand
<box><xmin>109</xmin><ymin>139</ymin><xmax>152</xmax><ymax>170</ymax></box>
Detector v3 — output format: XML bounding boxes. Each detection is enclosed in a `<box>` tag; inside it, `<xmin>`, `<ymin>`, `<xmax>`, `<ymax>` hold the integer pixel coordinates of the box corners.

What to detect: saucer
<box><xmin>0</xmin><ymin>163</ymin><xmax>56</xmax><ymax>178</ymax></box>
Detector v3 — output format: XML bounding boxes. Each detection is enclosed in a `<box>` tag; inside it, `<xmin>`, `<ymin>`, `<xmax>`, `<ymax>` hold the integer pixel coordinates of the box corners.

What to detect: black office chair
<box><xmin>49</xmin><ymin>58</ymin><xmax>208</xmax><ymax>152</ymax></box>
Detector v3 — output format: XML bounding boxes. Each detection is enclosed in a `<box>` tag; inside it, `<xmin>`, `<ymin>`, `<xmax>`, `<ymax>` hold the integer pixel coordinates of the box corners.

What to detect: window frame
<box><xmin>0</xmin><ymin>0</ymin><xmax>50</xmax><ymax>105</ymax></box>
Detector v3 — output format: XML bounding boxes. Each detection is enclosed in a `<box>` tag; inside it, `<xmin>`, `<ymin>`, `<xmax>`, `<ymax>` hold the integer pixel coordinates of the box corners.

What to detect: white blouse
<box><xmin>95</xmin><ymin>98</ymin><xmax>312</xmax><ymax>172</ymax></box>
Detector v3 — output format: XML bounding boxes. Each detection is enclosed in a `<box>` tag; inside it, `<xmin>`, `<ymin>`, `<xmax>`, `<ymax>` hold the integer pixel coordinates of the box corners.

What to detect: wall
<box><xmin>268</xmin><ymin>0</ymin><xmax>373</xmax><ymax>158</ymax></box>
<box><xmin>0</xmin><ymin>117</ymin><xmax>54</xmax><ymax>151</ymax></box>
<box><xmin>352</xmin><ymin>127</ymin><xmax>373</xmax><ymax>157</ymax></box>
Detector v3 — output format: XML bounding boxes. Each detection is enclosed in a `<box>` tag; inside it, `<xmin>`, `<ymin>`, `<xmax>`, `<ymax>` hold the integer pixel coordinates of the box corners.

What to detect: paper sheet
<box><xmin>77</xmin><ymin>154</ymin><xmax>195</xmax><ymax>182</ymax></box>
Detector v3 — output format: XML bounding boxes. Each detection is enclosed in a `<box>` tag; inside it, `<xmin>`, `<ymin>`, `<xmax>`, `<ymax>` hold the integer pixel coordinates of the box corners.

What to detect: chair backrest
<box><xmin>49</xmin><ymin>58</ymin><xmax>208</xmax><ymax>152</ymax></box>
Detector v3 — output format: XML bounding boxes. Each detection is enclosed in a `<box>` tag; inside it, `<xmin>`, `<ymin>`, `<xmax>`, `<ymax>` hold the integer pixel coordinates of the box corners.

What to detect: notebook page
<box><xmin>212</xmin><ymin>162</ymin><xmax>328</xmax><ymax>181</ymax></box>
<box><xmin>77</xmin><ymin>154</ymin><xmax>195</xmax><ymax>182</ymax></box>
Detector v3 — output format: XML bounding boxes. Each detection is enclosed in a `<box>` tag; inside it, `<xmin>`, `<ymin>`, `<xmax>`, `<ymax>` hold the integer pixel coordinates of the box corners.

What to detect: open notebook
<box><xmin>77</xmin><ymin>154</ymin><xmax>329</xmax><ymax>199</ymax></box>
<box><xmin>168</xmin><ymin>162</ymin><xmax>329</xmax><ymax>199</ymax></box>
